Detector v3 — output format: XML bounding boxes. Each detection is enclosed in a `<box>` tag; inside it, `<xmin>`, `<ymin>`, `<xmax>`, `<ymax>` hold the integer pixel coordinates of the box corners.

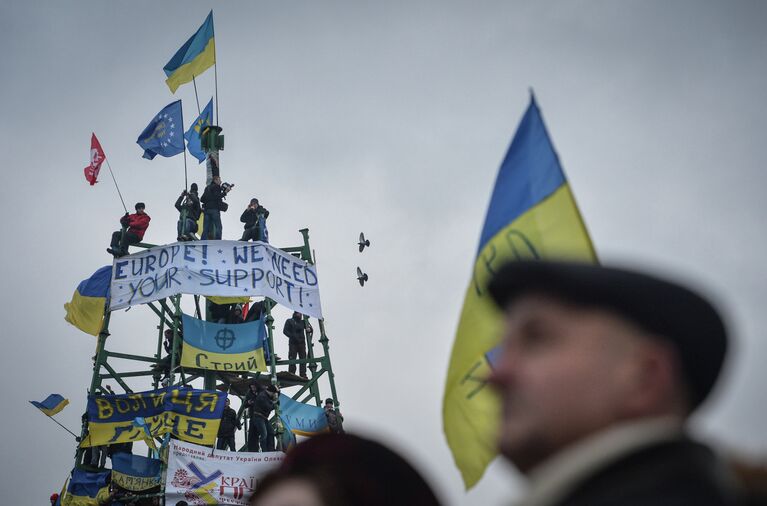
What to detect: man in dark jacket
<box><xmin>246</xmin><ymin>383</ymin><xmax>277</xmax><ymax>452</ymax></box>
<box><xmin>175</xmin><ymin>183</ymin><xmax>201</xmax><ymax>241</ymax></box>
<box><xmin>324</xmin><ymin>398</ymin><xmax>344</xmax><ymax>434</ymax></box>
<box><xmin>283</xmin><ymin>312</ymin><xmax>312</xmax><ymax>378</ymax></box>
<box><xmin>200</xmin><ymin>176</ymin><xmax>231</xmax><ymax>240</ymax></box>
<box><xmin>239</xmin><ymin>198</ymin><xmax>270</xmax><ymax>242</ymax></box>
<box><xmin>486</xmin><ymin>261</ymin><xmax>738</xmax><ymax>506</ymax></box>
<box><xmin>107</xmin><ymin>202</ymin><xmax>150</xmax><ymax>257</ymax></box>
<box><xmin>217</xmin><ymin>397</ymin><xmax>241</xmax><ymax>451</ymax></box>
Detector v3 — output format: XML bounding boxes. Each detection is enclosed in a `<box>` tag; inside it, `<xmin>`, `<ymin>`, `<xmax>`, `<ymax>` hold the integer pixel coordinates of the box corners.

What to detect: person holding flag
<box><xmin>175</xmin><ymin>183</ymin><xmax>201</xmax><ymax>241</ymax></box>
<box><xmin>107</xmin><ymin>202</ymin><xmax>151</xmax><ymax>257</ymax></box>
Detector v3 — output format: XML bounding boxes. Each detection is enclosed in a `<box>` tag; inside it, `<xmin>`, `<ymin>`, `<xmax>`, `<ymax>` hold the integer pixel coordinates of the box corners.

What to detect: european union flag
<box><xmin>184</xmin><ymin>98</ymin><xmax>213</xmax><ymax>163</ymax></box>
<box><xmin>137</xmin><ymin>100</ymin><xmax>184</xmax><ymax>160</ymax></box>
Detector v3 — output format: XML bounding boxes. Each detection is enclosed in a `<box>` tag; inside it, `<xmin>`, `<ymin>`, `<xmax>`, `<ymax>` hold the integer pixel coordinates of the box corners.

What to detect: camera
<box><xmin>222</xmin><ymin>182</ymin><xmax>235</xmax><ymax>193</ymax></box>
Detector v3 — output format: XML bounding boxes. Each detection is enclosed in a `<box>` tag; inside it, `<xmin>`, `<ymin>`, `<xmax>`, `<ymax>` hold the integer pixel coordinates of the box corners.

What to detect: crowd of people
<box><xmin>106</xmin><ymin>177</ymin><xmax>270</xmax><ymax>258</ymax></box>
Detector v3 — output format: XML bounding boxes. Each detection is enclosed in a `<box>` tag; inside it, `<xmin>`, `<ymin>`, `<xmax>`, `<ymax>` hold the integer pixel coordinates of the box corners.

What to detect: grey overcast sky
<box><xmin>1</xmin><ymin>1</ymin><xmax>766</xmax><ymax>504</ymax></box>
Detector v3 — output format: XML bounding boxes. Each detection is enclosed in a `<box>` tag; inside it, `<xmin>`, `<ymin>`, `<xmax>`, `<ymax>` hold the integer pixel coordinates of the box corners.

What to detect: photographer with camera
<box><xmin>200</xmin><ymin>175</ymin><xmax>233</xmax><ymax>240</ymax></box>
<box><xmin>174</xmin><ymin>183</ymin><xmax>201</xmax><ymax>241</ymax></box>
<box><xmin>240</xmin><ymin>198</ymin><xmax>270</xmax><ymax>242</ymax></box>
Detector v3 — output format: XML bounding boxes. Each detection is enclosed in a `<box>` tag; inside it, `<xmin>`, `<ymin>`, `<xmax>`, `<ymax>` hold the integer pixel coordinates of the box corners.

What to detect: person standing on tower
<box><xmin>240</xmin><ymin>198</ymin><xmax>270</xmax><ymax>242</ymax></box>
<box><xmin>107</xmin><ymin>202</ymin><xmax>150</xmax><ymax>257</ymax></box>
<box><xmin>217</xmin><ymin>397</ymin><xmax>241</xmax><ymax>452</ymax></box>
<box><xmin>174</xmin><ymin>183</ymin><xmax>201</xmax><ymax>241</ymax></box>
<box><xmin>246</xmin><ymin>383</ymin><xmax>278</xmax><ymax>452</ymax></box>
<box><xmin>200</xmin><ymin>175</ymin><xmax>231</xmax><ymax>240</ymax></box>
<box><xmin>283</xmin><ymin>312</ymin><xmax>311</xmax><ymax>379</ymax></box>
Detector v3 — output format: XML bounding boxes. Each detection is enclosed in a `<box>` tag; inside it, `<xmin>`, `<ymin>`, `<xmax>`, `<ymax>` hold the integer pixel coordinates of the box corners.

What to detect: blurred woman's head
<box><xmin>250</xmin><ymin>433</ymin><xmax>441</xmax><ymax>506</ymax></box>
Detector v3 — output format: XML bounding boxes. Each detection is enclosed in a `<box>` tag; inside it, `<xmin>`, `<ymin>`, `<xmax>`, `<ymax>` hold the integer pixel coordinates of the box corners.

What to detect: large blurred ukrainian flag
<box><xmin>164</xmin><ymin>11</ymin><xmax>216</xmax><ymax>93</ymax></box>
<box><xmin>443</xmin><ymin>95</ymin><xmax>597</xmax><ymax>488</ymax></box>
<box><xmin>64</xmin><ymin>266</ymin><xmax>111</xmax><ymax>336</ymax></box>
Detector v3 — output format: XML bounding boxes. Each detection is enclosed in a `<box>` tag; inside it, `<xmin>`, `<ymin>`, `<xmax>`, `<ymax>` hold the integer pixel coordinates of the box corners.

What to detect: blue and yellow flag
<box><xmin>185</xmin><ymin>98</ymin><xmax>213</xmax><ymax>163</ymax></box>
<box><xmin>164</xmin><ymin>11</ymin><xmax>216</xmax><ymax>93</ymax></box>
<box><xmin>279</xmin><ymin>394</ymin><xmax>328</xmax><ymax>436</ymax></box>
<box><xmin>181</xmin><ymin>313</ymin><xmax>267</xmax><ymax>372</ymax></box>
<box><xmin>61</xmin><ymin>468</ymin><xmax>110</xmax><ymax>506</ymax></box>
<box><xmin>83</xmin><ymin>386</ymin><xmax>226</xmax><ymax>447</ymax></box>
<box><xmin>442</xmin><ymin>94</ymin><xmax>597</xmax><ymax>488</ymax></box>
<box><xmin>111</xmin><ymin>452</ymin><xmax>162</xmax><ymax>492</ymax></box>
<box><xmin>64</xmin><ymin>266</ymin><xmax>111</xmax><ymax>336</ymax></box>
<box><xmin>30</xmin><ymin>394</ymin><xmax>69</xmax><ymax>416</ymax></box>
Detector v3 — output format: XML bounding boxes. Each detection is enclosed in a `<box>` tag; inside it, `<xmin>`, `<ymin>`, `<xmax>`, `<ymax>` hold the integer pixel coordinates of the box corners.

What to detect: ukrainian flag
<box><xmin>442</xmin><ymin>94</ymin><xmax>597</xmax><ymax>488</ymax></box>
<box><xmin>30</xmin><ymin>394</ymin><xmax>69</xmax><ymax>416</ymax></box>
<box><xmin>164</xmin><ymin>11</ymin><xmax>216</xmax><ymax>93</ymax></box>
<box><xmin>61</xmin><ymin>469</ymin><xmax>110</xmax><ymax>506</ymax></box>
<box><xmin>64</xmin><ymin>266</ymin><xmax>111</xmax><ymax>337</ymax></box>
<box><xmin>180</xmin><ymin>313</ymin><xmax>267</xmax><ymax>371</ymax></box>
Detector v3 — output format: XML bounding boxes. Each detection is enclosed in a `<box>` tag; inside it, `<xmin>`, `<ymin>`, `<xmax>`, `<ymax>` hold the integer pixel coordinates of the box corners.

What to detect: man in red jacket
<box><xmin>107</xmin><ymin>202</ymin><xmax>151</xmax><ymax>257</ymax></box>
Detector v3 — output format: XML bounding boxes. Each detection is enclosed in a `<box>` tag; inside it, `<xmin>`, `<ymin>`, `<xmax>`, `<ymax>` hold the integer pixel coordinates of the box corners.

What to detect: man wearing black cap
<box><xmin>107</xmin><ymin>202</ymin><xmax>151</xmax><ymax>257</ymax></box>
<box><xmin>487</xmin><ymin>260</ymin><xmax>736</xmax><ymax>506</ymax></box>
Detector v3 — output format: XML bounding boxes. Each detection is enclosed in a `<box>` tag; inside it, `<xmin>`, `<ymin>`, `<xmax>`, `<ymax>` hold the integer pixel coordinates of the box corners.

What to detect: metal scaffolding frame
<box><xmin>75</xmin><ymin>228</ymin><xmax>341</xmax><ymax>502</ymax></box>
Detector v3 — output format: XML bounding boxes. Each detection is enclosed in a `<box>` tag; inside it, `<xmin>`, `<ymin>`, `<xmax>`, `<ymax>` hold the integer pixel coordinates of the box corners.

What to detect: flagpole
<box><xmin>192</xmin><ymin>75</ymin><xmax>201</xmax><ymax>115</ymax></box>
<box><xmin>212</xmin><ymin>10</ymin><xmax>219</xmax><ymax>126</ymax></box>
<box><xmin>43</xmin><ymin>413</ymin><xmax>80</xmax><ymax>439</ymax></box>
<box><xmin>181</xmin><ymin>102</ymin><xmax>189</xmax><ymax>190</ymax></box>
<box><xmin>214</xmin><ymin>62</ymin><xmax>219</xmax><ymax>126</ymax></box>
<box><xmin>104</xmin><ymin>159</ymin><xmax>128</xmax><ymax>214</ymax></box>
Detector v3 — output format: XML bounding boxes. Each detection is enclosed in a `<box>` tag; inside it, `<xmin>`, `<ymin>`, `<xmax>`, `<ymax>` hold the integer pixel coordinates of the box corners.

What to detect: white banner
<box><xmin>165</xmin><ymin>439</ymin><xmax>284</xmax><ymax>505</ymax></box>
<box><xmin>110</xmin><ymin>240</ymin><xmax>323</xmax><ymax>318</ymax></box>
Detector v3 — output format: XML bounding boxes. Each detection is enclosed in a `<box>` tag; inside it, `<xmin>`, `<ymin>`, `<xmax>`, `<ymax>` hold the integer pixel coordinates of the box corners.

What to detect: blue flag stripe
<box><xmin>477</xmin><ymin>96</ymin><xmax>566</xmax><ymax>254</ymax></box>
<box><xmin>76</xmin><ymin>266</ymin><xmax>112</xmax><ymax>298</ymax></box>
<box><xmin>181</xmin><ymin>313</ymin><xmax>265</xmax><ymax>353</ymax></box>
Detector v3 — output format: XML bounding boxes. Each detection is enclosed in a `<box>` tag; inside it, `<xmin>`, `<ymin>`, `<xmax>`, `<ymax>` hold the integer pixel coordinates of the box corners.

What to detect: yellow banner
<box><xmin>82</xmin><ymin>387</ymin><xmax>225</xmax><ymax>447</ymax></box>
<box><xmin>181</xmin><ymin>340</ymin><xmax>267</xmax><ymax>372</ymax></box>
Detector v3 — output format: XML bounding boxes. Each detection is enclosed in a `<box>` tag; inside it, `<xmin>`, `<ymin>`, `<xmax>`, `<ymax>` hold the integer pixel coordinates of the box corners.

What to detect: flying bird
<box><xmin>356</xmin><ymin>267</ymin><xmax>369</xmax><ymax>287</ymax></box>
<box><xmin>358</xmin><ymin>232</ymin><xmax>370</xmax><ymax>252</ymax></box>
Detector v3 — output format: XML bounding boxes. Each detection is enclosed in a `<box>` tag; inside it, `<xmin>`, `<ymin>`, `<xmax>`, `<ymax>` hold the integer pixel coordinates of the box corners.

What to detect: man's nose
<box><xmin>487</xmin><ymin>346</ymin><xmax>517</xmax><ymax>389</ymax></box>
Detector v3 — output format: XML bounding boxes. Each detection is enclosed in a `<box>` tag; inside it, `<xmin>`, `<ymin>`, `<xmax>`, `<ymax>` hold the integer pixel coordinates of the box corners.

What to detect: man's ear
<box><xmin>620</xmin><ymin>339</ymin><xmax>686</xmax><ymax>417</ymax></box>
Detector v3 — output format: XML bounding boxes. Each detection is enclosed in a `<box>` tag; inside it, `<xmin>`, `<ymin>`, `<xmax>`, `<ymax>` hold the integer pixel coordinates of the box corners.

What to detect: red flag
<box><xmin>84</xmin><ymin>133</ymin><xmax>106</xmax><ymax>186</ymax></box>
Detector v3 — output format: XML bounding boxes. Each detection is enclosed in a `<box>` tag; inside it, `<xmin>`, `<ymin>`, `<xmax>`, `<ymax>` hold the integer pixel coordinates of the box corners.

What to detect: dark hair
<box><xmin>190</xmin><ymin>183</ymin><xmax>198</xmax><ymax>192</ymax></box>
<box><xmin>249</xmin><ymin>433</ymin><xmax>441</xmax><ymax>506</ymax></box>
<box><xmin>135</xmin><ymin>202</ymin><xmax>145</xmax><ymax>210</ymax></box>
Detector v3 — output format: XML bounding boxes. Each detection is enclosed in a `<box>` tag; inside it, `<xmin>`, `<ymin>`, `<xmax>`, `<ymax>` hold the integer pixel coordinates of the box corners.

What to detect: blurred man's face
<box><xmin>488</xmin><ymin>293</ymin><xmax>647</xmax><ymax>472</ymax></box>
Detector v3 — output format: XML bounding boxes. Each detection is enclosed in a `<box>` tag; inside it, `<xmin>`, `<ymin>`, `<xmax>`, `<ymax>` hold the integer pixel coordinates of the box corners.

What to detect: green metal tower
<box><xmin>75</xmin><ymin>228</ymin><xmax>342</xmax><ymax>503</ymax></box>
